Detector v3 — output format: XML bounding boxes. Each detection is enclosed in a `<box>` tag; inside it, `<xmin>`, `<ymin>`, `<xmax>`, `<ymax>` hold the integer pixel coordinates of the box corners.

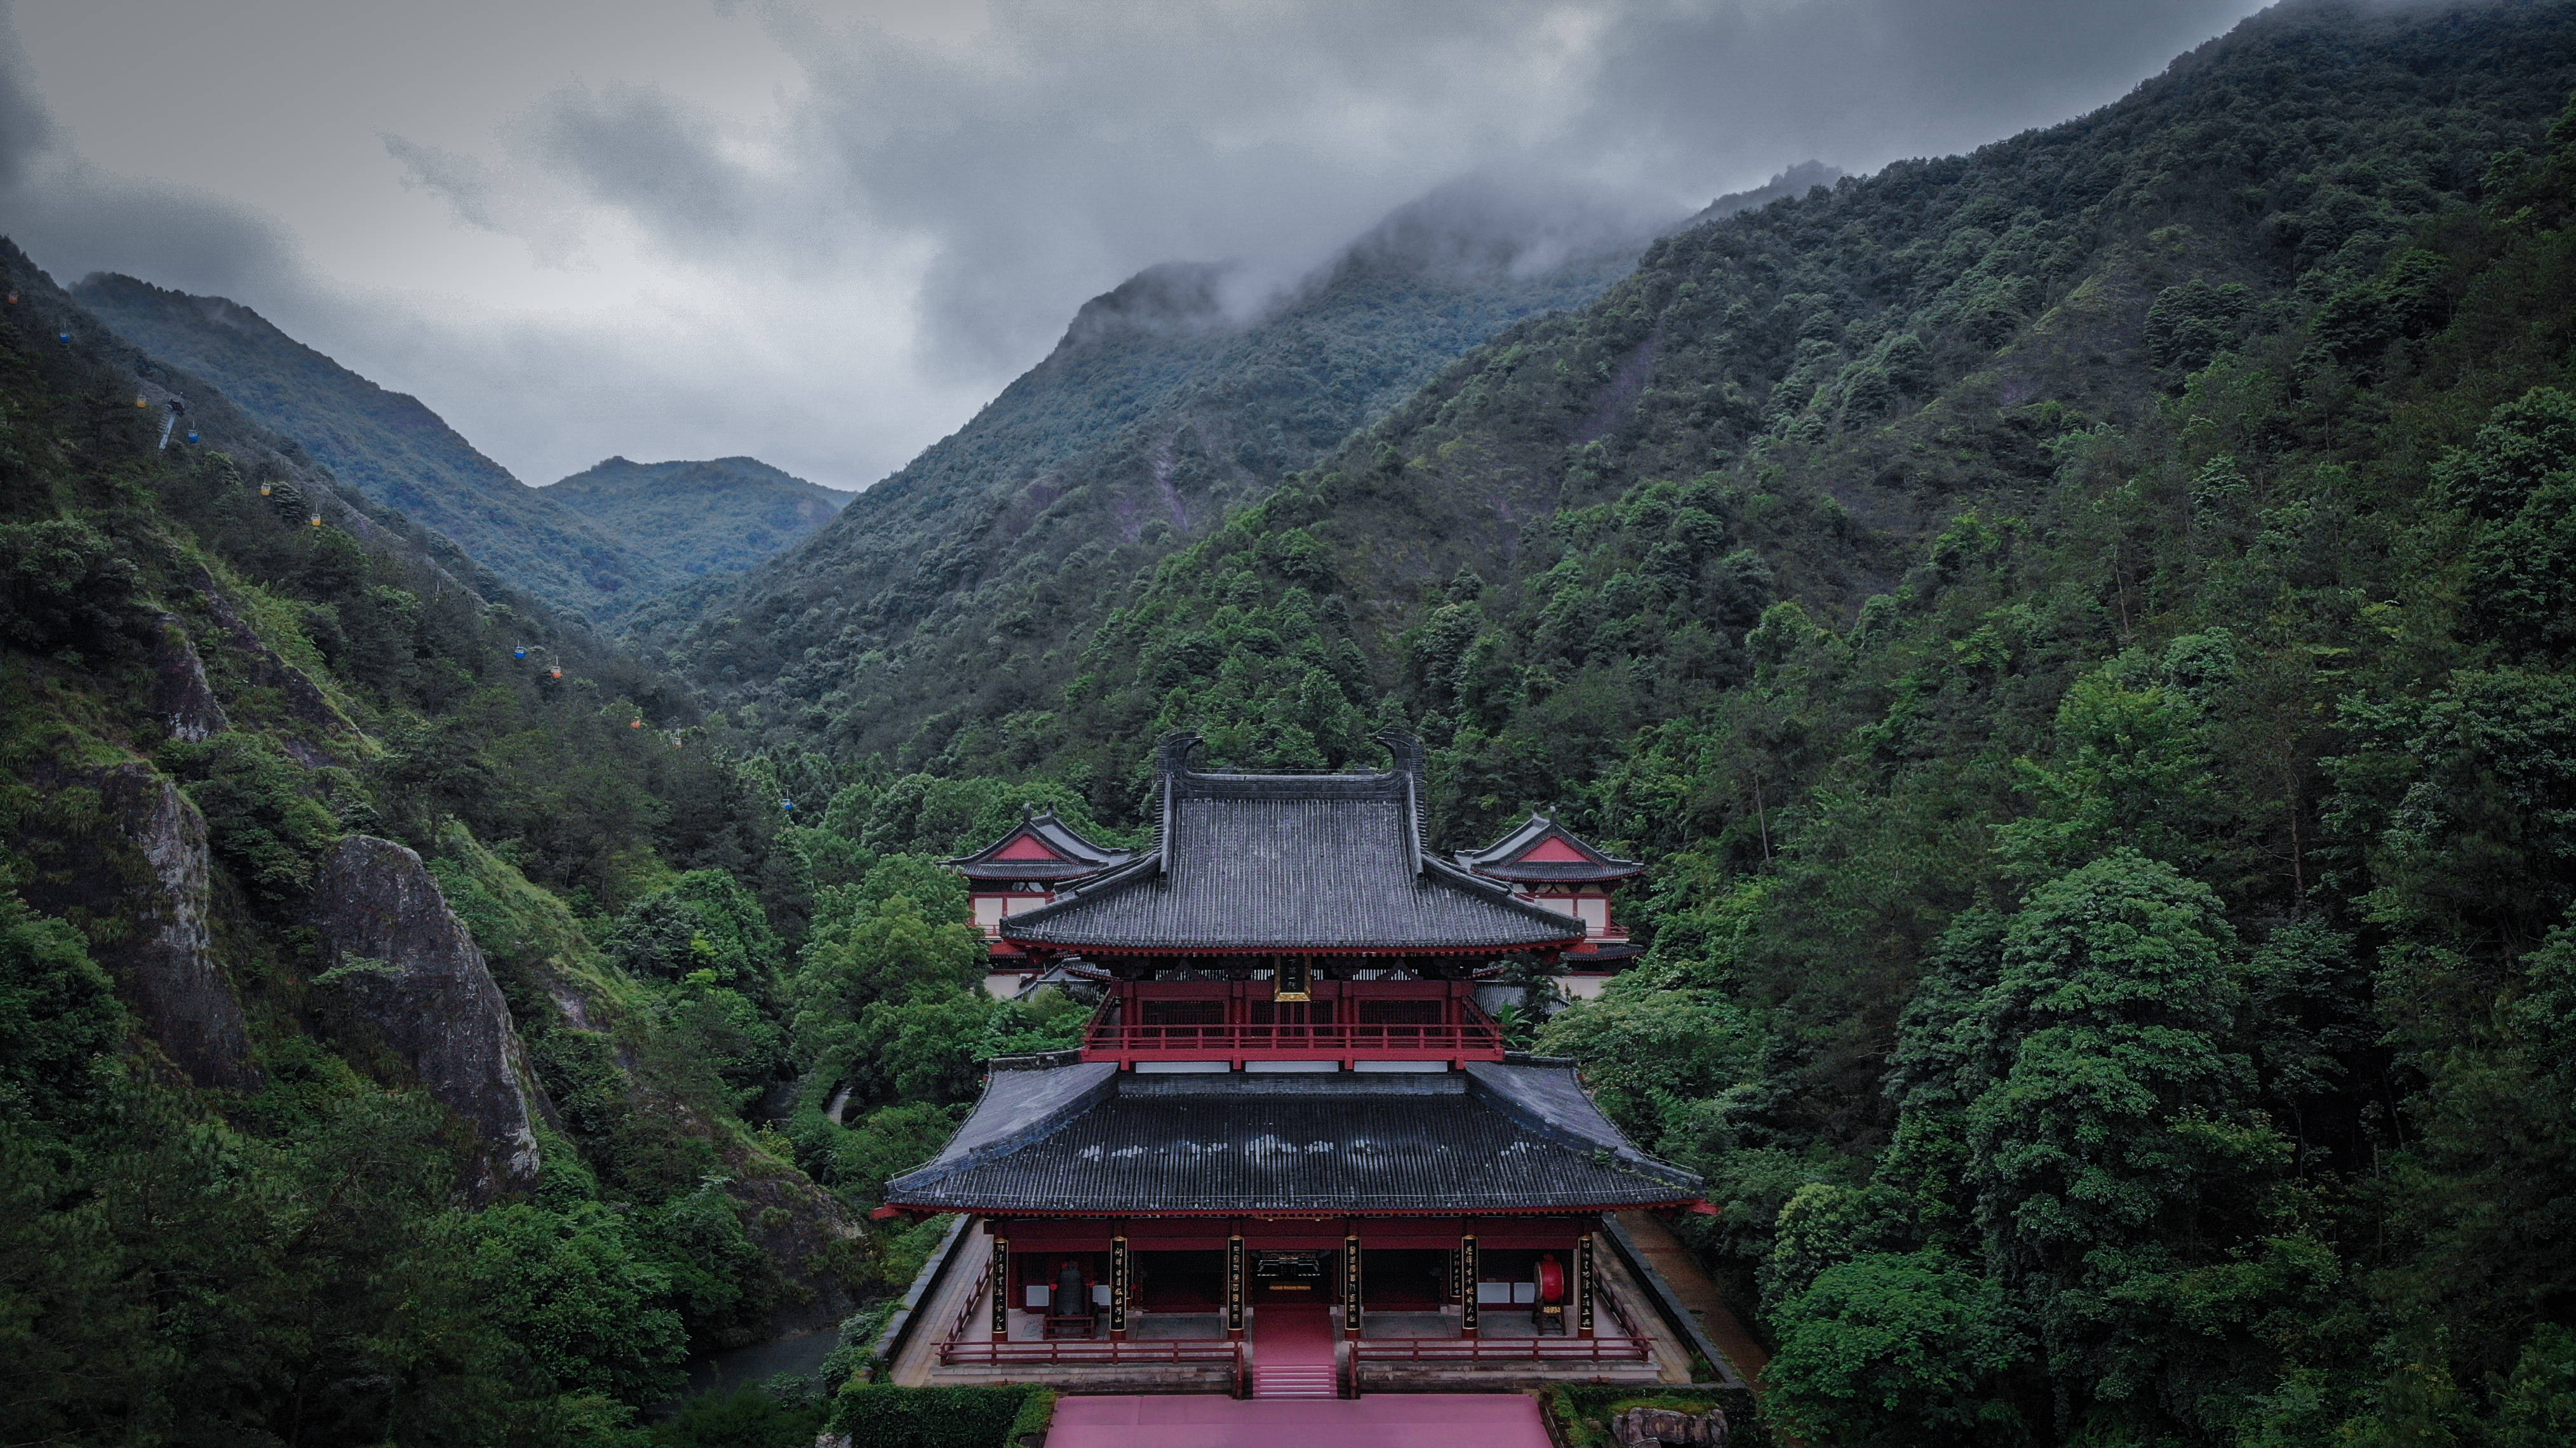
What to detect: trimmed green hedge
<box><xmin>1541</xmin><ymin>1386</ymin><xmax>1773</xmax><ymax>1448</ymax></box>
<box><xmin>1003</xmin><ymin>1388</ymin><xmax>1055</xmax><ymax>1445</ymax></box>
<box><xmin>826</xmin><ymin>1384</ymin><xmax>1047</xmax><ymax>1447</ymax></box>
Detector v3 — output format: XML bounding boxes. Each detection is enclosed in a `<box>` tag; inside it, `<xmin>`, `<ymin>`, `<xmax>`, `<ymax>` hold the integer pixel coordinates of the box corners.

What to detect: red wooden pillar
<box><xmin>1459</xmin><ymin>1229</ymin><xmax>1479</xmax><ymax>1338</ymax></box>
<box><xmin>1109</xmin><ymin>1225</ymin><xmax>1130</xmax><ymax>1340</ymax></box>
<box><xmin>1343</xmin><ymin>1219</ymin><xmax>1362</xmax><ymax>1339</ymax></box>
<box><xmin>1226</xmin><ymin>1223</ymin><xmax>1246</xmax><ymax>1340</ymax></box>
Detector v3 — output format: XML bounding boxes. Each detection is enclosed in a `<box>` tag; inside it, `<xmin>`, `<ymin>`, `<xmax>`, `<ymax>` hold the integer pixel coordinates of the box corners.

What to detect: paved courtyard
<box><xmin>1044</xmin><ymin>1393</ymin><xmax>1552</xmax><ymax>1448</ymax></box>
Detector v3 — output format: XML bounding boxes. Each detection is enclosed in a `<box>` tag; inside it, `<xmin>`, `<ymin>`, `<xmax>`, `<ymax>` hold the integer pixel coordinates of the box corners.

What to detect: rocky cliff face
<box><xmin>96</xmin><ymin>766</ymin><xmax>260</xmax><ymax>1091</ymax></box>
<box><xmin>311</xmin><ymin>835</ymin><xmax>546</xmax><ymax>1195</ymax></box>
<box><xmin>148</xmin><ymin>617</ymin><xmax>229</xmax><ymax>742</ymax></box>
<box><xmin>728</xmin><ymin>1155</ymin><xmax>867</xmax><ymax>1336</ymax></box>
<box><xmin>15</xmin><ymin>764</ymin><xmax>262</xmax><ymax>1092</ymax></box>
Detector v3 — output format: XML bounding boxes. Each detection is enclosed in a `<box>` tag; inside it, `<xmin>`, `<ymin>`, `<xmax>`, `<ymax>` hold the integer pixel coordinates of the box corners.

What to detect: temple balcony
<box><xmin>1077</xmin><ymin>979</ymin><xmax>1510</xmax><ymax>1069</ymax></box>
<box><xmin>1079</xmin><ymin>1019</ymin><xmax>1507</xmax><ymax>1068</ymax></box>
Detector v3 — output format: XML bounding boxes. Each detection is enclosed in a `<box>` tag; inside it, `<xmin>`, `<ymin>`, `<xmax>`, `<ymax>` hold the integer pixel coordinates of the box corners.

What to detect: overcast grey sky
<box><xmin>0</xmin><ymin>0</ymin><xmax>2269</xmax><ymax>492</ymax></box>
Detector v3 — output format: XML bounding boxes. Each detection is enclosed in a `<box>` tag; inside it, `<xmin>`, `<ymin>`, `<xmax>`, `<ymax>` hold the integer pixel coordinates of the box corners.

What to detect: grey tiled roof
<box><xmin>884</xmin><ymin>1063</ymin><xmax>1701</xmax><ymax>1214</ymax></box>
<box><xmin>946</xmin><ymin>812</ymin><xmax>1138</xmax><ymax>883</ymax></box>
<box><xmin>1000</xmin><ymin>742</ymin><xmax>1582</xmax><ymax>954</ymax></box>
<box><xmin>1453</xmin><ymin>813</ymin><xmax>1644</xmax><ymax>885</ymax></box>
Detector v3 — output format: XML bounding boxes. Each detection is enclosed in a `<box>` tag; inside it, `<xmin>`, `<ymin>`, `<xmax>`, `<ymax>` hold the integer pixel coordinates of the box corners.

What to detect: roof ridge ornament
<box><xmin>1374</xmin><ymin>728</ymin><xmax>1428</xmax><ymax>873</ymax></box>
<box><xmin>1372</xmin><ymin>728</ymin><xmax>1425</xmax><ymax>781</ymax></box>
<box><xmin>1155</xmin><ymin>730</ymin><xmax>1203</xmax><ymax>780</ymax></box>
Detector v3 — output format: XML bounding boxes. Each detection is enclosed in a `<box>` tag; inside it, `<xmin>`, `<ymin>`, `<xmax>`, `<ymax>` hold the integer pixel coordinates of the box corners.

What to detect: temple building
<box><xmin>881</xmin><ymin>734</ymin><xmax>1709</xmax><ymax>1397</ymax></box>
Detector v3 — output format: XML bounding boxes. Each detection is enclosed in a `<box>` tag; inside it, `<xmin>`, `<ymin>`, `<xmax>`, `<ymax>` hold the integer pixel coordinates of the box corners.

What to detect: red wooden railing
<box><xmin>1354</xmin><ymin>1265</ymin><xmax>1652</xmax><ymax>1366</ymax></box>
<box><xmin>945</xmin><ymin>1262</ymin><xmax>1243</xmax><ymax>1382</ymax></box>
<box><xmin>1352</xmin><ymin>1335</ymin><xmax>1651</xmax><ymax>1363</ymax></box>
<box><xmin>1082</xmin><ymin>1020</ymin><xmax>1506</xmax><ymax>1062</ymax></box>
<box><xmin>945</xmin><ymin>1255</ymin><xmax>995</xmax><ymax>1351</ymax></box>
<box><xmin>941</xmin><ymin>1336</ymin><xmax>1246</xmax><ymax>1372</ymax></box>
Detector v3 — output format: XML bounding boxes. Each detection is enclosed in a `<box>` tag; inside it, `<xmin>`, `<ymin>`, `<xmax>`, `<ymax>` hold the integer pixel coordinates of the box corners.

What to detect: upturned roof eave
<box><xmin>881</xmin><ymin>1196</ymin><xmax>1706</xmax><ymax>1217</ymax></box>
<box><xmin>1453</xmin><ymin>812</ymin><xmax>1644</xmax><ymax>878</ymax></box>
<box><xmin>940</xmin><ymin>810</ymin><xmax>1133</xmax><ymax>872</ymax></box>
<box><xmin>995</xmin><ymin>937</ymin><xmax>1576</xmax><ymax>955</ymax></box>
<box><xmin>1466</xmin><ymin>862</ymin><xmax>1646</xmax><ymax>884</ymax></box>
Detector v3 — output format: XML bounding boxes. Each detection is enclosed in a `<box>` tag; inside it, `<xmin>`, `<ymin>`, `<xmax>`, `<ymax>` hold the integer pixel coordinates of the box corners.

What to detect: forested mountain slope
<box><xmin>916</xmin><ymin>0</ymin><xmax>2576</xmax><ymax>807</ymax></box>
<box><xmin>0</xmin><ymin>243</ymin><xmax>969</xmax><ymax>1445</ymax></box>
<box><xmin>70</xmin><ymin>273</ymin><xmax>683</xmax><ymax>621</ymax></box>
<box><xmin>683</xmin><ymin>1</ymin><xmax>2576</xmax><ymax>1442</ymax></box>
<box><xmin>633</xmin><ymin>170</ymin><xmax>1833</xmax><ymax>746</ymax></box>
<box><xmin>546</xmin><ymin>455</ymin><xmax>851</xmax><ymax>580</ymax></box>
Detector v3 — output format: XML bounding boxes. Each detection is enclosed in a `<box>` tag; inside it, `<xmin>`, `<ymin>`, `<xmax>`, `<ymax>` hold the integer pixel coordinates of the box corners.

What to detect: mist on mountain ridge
<box><xmin>632</xmin><ymin>160</ymin><xmax>1840</xmax><ymax>756</ymax></box>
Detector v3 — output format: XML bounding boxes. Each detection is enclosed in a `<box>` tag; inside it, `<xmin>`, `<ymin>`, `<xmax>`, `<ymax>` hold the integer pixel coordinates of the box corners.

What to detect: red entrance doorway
<box><xmin>1252</xmin><ymin>1249</ymin><xmax>1336</xmax><ymax>1301</ymax></box>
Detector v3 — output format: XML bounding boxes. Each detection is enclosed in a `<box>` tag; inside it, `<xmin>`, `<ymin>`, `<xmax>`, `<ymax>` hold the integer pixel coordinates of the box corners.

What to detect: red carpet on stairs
<box><xmin>1047</xmin><ymin>1394</ymin><xmax>1553</xmax><ymax>1448</ymax></box>
<box><xmin>1250</xmin><ymin>1303</ymin><xmax>1338</xmax><ymax>1398</ymax></box>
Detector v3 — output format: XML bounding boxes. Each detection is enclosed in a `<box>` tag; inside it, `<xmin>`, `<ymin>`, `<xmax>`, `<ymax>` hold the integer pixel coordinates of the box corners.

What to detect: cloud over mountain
<box><xmin>5</xmin><ymin>0</ymin><xmax>2268</xmax><ymax>492</ymax></box>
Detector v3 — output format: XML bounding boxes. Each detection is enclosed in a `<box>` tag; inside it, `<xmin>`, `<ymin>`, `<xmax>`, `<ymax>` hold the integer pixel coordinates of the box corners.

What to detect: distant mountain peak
<box><xmin>72</xmin><ymin>274</ymin><xmax>849</xmax><ymax>613</ymax></box>
<box><xmin>1681</xmin><ymin>160</ymin><xmax>1844</xmax><ymax>229</ymax></box>
<box><xmin>542</xmin><ymin>455</ymin><xmax>849</xmax><ymax>579</ymax></box>
<box><xmin>1060</xmin><ymin>260</ymin><xmax>1240</xmax><ymax>349</ymax></box>
<box><xmin>1339</xmin><ymin>173</ymin><xmax>1686</xmax><ymax>282</ymax></box>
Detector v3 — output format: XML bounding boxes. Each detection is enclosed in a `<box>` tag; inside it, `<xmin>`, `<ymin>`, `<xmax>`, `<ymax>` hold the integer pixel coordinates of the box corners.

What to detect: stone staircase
<box><xmin>1250</xmin><ymin>1360</ymin><xmax>1338</xmax><ymax>1398</ymax></box>
<box><xmin>1250</xmin><ymin>1304</ymin><xmax>1339</xmax><ymax>1398</ymax></box>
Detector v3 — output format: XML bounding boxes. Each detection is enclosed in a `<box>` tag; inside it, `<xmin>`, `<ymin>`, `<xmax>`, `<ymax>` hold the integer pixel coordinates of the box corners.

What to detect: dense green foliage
<box><xmin>647</xmin><ymin>1386</ymin><xmax>828</xmax><ymax>1448</ymax></box>
<box><xmin>754</xmin><ymin>774</ymin><xmax>1109</xmax><ymax>1203</ymax></box>
<box><xmin>544</xmin><ymin>455</ymin><xmax>851</xmax><ymax>582</ymax></box>
<box><xmin>69</xmin><ymin>274</ymin><xmax>687</xmax><ymax>621</ymax></box>
<box><xmin>0</xmin><ymin>244</ymin><xmax>949</xmax><ymax>1444</ymax></box>
<box><xmin>678</xmin><ymin>3</ymin><xmax>2576</xmax><ymax>1442</ymax></box>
